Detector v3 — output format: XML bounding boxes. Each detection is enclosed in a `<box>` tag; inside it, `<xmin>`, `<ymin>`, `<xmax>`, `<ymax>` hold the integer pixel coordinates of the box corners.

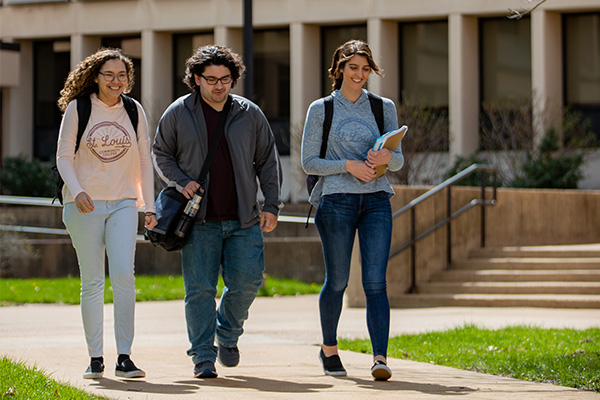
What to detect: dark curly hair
<box><xmin>328</xmin><ymin>39</ymin><xmax>382</xmax><ymax>92</ymax></box>
<box><xmin>57</xmin><ymin>48</ymin><xmax>135</xmax><ymax>113</ymax></box>
<box><xmin>183</xmin><ymin>45</ymin><xmax>245</xmax><ymax>92</ymax></box>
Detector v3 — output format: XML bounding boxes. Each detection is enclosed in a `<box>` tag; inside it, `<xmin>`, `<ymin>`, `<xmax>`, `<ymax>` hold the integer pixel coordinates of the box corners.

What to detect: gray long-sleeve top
<box><xmin>301</xmin><ymin>89</ymin><xmax>404</xmax><ymax>206</ymax></box>
<box><xmin>152</xmin><ymin>92</ymin><xmax>283</xmax><ymax>228</ymax></box>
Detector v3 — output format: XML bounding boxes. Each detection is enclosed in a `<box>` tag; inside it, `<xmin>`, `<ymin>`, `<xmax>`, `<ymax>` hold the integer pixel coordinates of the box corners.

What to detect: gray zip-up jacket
<box><xmin>152</xmin><ymin>92</ymin><xmax>283</xmax><ymax>228</ymax></box>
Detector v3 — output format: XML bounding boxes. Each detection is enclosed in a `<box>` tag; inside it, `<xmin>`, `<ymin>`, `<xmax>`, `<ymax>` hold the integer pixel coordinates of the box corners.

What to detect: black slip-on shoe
<box><xmin>115</xmin><ymin>358</ymin><xmax>146</xmax><ymax>378</ymax></box>
<box><xmin>319</xmin><ymin>349</ymin><xmax>347</xmax><ymax>376</ymax></box>
<box><xmin>83</xmin><ymin>359</ymin><xmax>104</xmax><ymax>379</ymax></box>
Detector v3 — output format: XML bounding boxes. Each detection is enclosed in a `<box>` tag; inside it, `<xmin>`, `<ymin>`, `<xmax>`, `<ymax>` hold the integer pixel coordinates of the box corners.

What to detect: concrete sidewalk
<box><xmin>1</xmin><ymin>295</ymin><xmax>599</xmax><ymax>399</ymax></box>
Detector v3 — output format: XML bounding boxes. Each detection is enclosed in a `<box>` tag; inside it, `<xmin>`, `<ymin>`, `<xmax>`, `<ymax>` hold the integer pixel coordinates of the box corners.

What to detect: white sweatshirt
<box><xmin>56</xmin><ymin>93</ymin><xmax>155</xmax><ymax>212</ymax></box>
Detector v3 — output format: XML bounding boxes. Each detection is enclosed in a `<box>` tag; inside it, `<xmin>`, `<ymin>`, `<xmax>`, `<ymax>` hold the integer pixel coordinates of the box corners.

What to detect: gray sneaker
<box><xmin>194</xmin><ymin>360</ymin><xmax>218</xmax><ymax>378</ymax></box>
<box><xmin>217</xmin><ymin>344</ymin><xmax>240</xmax><ymax>367</ymax></box>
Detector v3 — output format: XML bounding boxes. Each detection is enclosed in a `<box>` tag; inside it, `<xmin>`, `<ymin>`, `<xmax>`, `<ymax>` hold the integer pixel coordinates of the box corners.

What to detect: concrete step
<box><xmin>418</xmin><ymin>281</ymin><xmax>600</xmax><ymax>295</ymax></box>
<box><xmin>469</xmin><ymin>244</ymin><xmax>600</xmax><ymax>259</ymax></box>
<box><xmin>390</xmin><ymin>294</ymin><xmax>600</xmax><ymax>309</ymax></box>
<box><xmin>452</xmin><ymin>258</ymin><xmax>600</xmax><ymax>270</ymax></box>
<box><xmin>430</xmin><ymin>269</ymin><xmax>600</xmax><ymax>282</ymax></box>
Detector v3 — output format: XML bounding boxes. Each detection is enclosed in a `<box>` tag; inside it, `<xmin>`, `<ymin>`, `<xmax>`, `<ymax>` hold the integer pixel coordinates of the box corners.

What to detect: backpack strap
<box><xmin>367</xmin><ymin>92</ymin><xmax>384</xmax><ymax>135</ymax></box>
<box><xmin>75</xmin><ymin>95</ymin><xmax>92</xmax><ymax>153</ymax></box>
<box><xmin>120</xmin><ymin>94</ymin><xmax>139</xmax><ymax>134</ymax></box>
<box><xmin>320</xmin><ymin>95</ymin><xmax>334</xmax><ymax>158</ymax></box>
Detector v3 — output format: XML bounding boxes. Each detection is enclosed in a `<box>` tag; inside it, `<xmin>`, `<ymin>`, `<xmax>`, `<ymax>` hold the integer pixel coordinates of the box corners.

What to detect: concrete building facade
<box><xmin>1</xmin><ymin>0</ymin><xmax>599</xmax><ymax>201</ymax></box>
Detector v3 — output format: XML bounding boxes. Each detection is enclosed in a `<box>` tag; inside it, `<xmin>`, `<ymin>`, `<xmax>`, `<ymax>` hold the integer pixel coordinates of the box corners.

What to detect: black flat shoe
<box><xmin>319</xmin><ymin>349</ymin><xmax>347</xmax><ymax>376</ymax></box>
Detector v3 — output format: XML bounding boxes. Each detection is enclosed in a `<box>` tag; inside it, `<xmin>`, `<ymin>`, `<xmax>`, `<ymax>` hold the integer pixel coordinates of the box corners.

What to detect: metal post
<box><xmin>446</xmin><ymin>186</ymin><xmax>452</xmax><ymax>269</ymax></box>
<box><xmin>410</xmin><ymin>208</ymin><xmax>417</xmax><ymax>293</ymax></box>
<box><xmin>480</xmin><ymin>171</ymin><xmax>486</xmax><ymax>248</ymax></box>
<box><xmin>243</xmin><ymin>0</ymin><xmax>254</xmax><ymax>101</ymax></box>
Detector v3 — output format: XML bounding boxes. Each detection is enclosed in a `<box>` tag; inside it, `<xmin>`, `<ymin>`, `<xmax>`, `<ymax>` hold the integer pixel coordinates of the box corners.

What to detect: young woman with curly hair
<box><xmin>302</xmin><ymin>40</ymin><xmax>404</xmax><ymax>381</ymax></box>
<box><xmin>56</xmin><ymin>48</ymin><xmax>157</xmax><ymax>379</ymax></box>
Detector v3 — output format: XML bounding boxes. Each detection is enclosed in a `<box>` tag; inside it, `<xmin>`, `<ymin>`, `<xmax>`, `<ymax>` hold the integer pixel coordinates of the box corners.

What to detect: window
<box><xmin>399</xmin><ymin>21</ymin><xmax>449</xmax><ymax>152</ymax></box>
<box><xmin>480</xmin><ymin>17</ymin><xmax>531</xmax><ymax>102</ymax></box>
<box><xmin>321</xmin><ymin>25</ymin><xmax>367</xmax><ymax>97</ymax></box>
<box><xmin>564</xmin><ymin>13</ymin><xmax>600</xmax><ymax>141</ymax></box>
<box><xmin>400</xmin><ymin>21</ymin><xmax>449</xmax><ymax>108</ymax></box>
<box><xmin>33</xmin><ymin>39</ymin><xmax>70</xmax><ymax>161</ymax></box>
<box><xmin>480</xmin><ymin>17</ymin><xmax>532</xmax><ymax>150</ymax></box>
<box><xmin>173</xmin><ymin>33</ymin><xmax>214</xmax><ymax>100</ymax></box>
<box><xmin>254</xmin><ymin>29</ymin><xmax>290</xmax><ymax>155</ymax></box>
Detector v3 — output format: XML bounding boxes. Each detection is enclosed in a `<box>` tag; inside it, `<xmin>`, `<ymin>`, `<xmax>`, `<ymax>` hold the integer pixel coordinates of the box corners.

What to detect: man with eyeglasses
<box><xmin>152</xmin><ymin>45</ymin><xmax>283</xmax><ymax>379</ymax></box>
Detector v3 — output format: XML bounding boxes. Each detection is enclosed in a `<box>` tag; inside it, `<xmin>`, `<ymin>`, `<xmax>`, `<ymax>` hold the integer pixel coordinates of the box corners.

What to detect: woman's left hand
<box><xmin>145</xmin><ymin>214</ymin><xmax>158</xmax><ymax>230</ymax></box>
<box><xmin>366</xmin><ymin>148</ymin><xmax>392</xmax><ymax>168</ymax></box>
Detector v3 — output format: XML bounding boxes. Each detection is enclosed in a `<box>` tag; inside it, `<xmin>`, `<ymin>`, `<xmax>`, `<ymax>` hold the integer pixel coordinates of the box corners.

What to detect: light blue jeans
<box><xmin>315</xmin><ymin>192</ymin><xmax>392</xmax><ymax>358</ymax></box>
<box><xmin>63</xmin><ymin>199</ymin><xmax>138</xmax><ymax>358</ymax></box>
<box><xmin>181</xmin><ymin>220</ymin><xmax>265</xmax><ymax>365</ymax></box>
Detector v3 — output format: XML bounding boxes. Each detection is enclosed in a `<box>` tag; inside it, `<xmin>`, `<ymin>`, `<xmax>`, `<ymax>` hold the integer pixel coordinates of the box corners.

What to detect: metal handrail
<box><xmin>391</xmin><ymin>163</ymin><xmax>498</xmax><ymax>293</ymax></box>
<box><xmin>0</xmin><ymin>195</ymin><xmax>311</xmax><ymax>236</ymax></box>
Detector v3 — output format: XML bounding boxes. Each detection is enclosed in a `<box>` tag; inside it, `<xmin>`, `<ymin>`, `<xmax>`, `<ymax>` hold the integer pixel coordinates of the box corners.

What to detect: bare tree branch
<box><xmin>508</xmin><ymin>0</ymin><xmax>548</xmax><ymax>19</ymax></box>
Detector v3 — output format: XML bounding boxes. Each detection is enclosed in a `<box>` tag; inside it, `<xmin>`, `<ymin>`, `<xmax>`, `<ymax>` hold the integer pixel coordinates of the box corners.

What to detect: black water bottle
<box><xmin>174</xmin><ymin>190</ymin><xmax>203</xmax><ymax>238</ymax></box>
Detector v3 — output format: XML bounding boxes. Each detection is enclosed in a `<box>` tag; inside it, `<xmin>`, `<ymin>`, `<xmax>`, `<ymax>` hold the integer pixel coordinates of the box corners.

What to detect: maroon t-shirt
<box><xmin>200</xmin><ymin>97</ymin><xmax>239</xmax><ymax>220</ymax></box>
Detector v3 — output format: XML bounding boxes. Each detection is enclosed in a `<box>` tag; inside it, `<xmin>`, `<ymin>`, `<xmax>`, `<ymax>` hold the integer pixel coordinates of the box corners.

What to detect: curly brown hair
<box><xmin>328</xmin><ymin>40</ymin><xmax>382</xmax><ymax>92</ymax></box>
<box><xmin>57</xmin><ymin>48</ymin><xmax>135</xmax><ymax>113</ymax></box>
<box><xmin>183</xmin><ymin>45</ymin><xmax>245</xmax><ymax>92</ymax></box>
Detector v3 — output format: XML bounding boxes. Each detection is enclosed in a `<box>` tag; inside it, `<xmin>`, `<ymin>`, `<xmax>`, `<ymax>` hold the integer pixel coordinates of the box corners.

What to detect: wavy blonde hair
<box><xmin>57</xmin><ymin>48</ymin><xmax>134</xmax><ymax>113</ymax></box>
<box><xmin>328</xmin><ymin>39</ymin><xmax>382</xmax><ymax>92</ymax></box>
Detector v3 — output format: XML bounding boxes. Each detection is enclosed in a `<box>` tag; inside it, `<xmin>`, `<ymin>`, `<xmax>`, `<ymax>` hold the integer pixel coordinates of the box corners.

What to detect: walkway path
<box><xmin>1</xmin><ymin>295</ymin><xmax>599</xmax><ymax>399</ymax></box>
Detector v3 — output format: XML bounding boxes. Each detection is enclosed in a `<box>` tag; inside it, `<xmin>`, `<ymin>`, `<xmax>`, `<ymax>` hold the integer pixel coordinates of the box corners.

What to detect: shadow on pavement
<box><xmin>341</xmin><ymin>376</ymin><xmax>478</xmax><ymax>395</ymax></box>
<box><xmin>178</xmin><ymin>375</ymin><xmax>333</xmax><ymax>393</ymax></box>
<box><xmin>90</xmin><ymin>378</ymin><xmax>199</xmax><ymax>395</ymax></box>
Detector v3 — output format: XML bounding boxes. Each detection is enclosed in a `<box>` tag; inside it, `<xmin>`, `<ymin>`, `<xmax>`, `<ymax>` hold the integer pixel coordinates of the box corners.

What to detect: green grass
<box><xmin>0</xmin><ymin>356</ymin><xmax>108</xmax><ymax>399</ymax></box>
<box><xmin>0</xmin><ymin>275</ymin><xmax>322</xmax><ymax>305</ymax></box>
<box><xmin>339</xmin><ymin>324</ymin><xmax>600</xmax><ymax>392</ymax></box>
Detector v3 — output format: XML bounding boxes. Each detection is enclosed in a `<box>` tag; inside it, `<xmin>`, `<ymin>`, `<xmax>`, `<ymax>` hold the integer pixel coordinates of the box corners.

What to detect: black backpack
<box><xmin>305</xmin><ymin>92</ymin><xmax>384</xmax><ymax>227</ymax></box>
<box><xmin>51</xmin><ymin>94</ymin><xmax>139</xmax><ymax>204</ymax></box>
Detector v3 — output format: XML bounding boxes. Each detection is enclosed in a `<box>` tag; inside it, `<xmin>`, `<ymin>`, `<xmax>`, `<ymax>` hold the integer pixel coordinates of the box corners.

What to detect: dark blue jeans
<box><xmin>315</xmin><ymin>191</ymin><xmax>392</xmax><ymax>358</ymax></box>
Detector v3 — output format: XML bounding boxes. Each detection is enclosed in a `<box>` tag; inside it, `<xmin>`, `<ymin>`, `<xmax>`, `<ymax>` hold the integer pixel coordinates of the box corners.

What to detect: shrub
<box><xmin>511</xmin><ymin>128</ymin><xmax>584</xmax><ymax>189</ymax></box>
<box><xmin>0</xmin><ymin>155</ymin><xmax>55</xmax><ymax>197</ymax></box>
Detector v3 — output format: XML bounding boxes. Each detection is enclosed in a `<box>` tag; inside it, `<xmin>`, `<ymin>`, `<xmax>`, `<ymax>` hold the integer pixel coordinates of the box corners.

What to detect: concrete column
<box><xmin>448</xmin><ymin>14</ymin><xmax>479</xmax><ymax>161</ymax></box>
<box><xmin>531</xmin><ymin>10</ymin><xmax>562</xmax><ymax>145</ymax></box>
<box><xmin>367</xmin><ymin>18</ymin><xmax>399</xmax><ymax>105</ymax></box>
<box><xmin>289</xmin><ymin>22</ymin><xmax>320</xmax><ymax>203</ymax></box>
<box><xmin>214</xmin><ymin>26</ymin><xmax>244</xmax><ymax>96</ymax></box>
<box><xmin>70</xmin><ymin>35</ymin><xmax>101</xmax><ymax>68</ymax></box>
<box><xmin>3</xmin><ymin>40</ymin><xmax>33</xmax><ymax>158</ymax></box>
<box><xmin>141</xmin><ymin>30</ymin><xmax>172</xmax><ymax>137</ymax></box>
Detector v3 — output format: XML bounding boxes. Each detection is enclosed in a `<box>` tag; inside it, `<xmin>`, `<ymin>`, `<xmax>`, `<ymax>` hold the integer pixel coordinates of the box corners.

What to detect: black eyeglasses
<box><xmin>200</xmin><ymin>74</ymin><xmax>233</xmax><ymax>85</ymax></box>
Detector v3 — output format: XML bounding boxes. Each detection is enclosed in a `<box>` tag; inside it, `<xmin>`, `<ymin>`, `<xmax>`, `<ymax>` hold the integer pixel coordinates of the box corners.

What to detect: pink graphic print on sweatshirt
<box><xmin>85</xmin><ymin>121</ymin><xmax>132</xmax><ymax>162</ymax></box>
